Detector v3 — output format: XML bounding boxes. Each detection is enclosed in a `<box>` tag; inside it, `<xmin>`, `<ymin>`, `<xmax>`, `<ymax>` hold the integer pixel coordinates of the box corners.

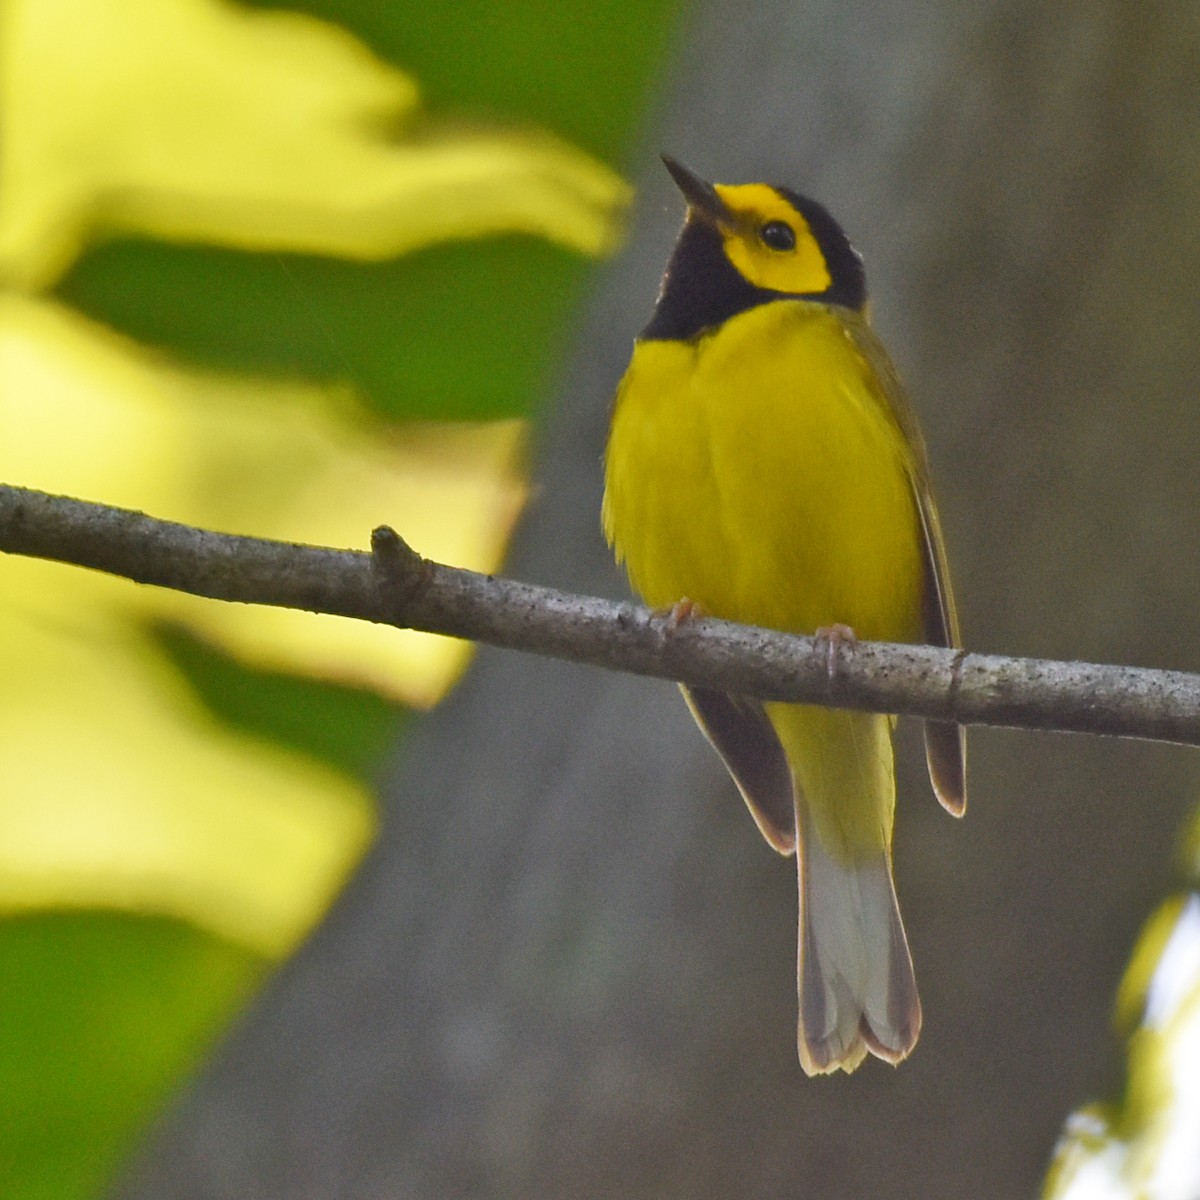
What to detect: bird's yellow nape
<box><xmin>712</xmin><ymin>182</ymin><xmax>833</xmax><ymax>296</ymax></box>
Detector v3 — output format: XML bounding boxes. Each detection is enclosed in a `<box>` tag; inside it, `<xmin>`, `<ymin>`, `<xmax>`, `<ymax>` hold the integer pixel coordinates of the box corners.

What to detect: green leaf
<box><xmin>152</xmin><ymin>623</ymin><xmax>405</xmax><ymax>783</ymax></box>
<box><xmin>0</xmin><ymin>912</ymin><xmax>264</xmax><ymax>1200</ymax></box>
<box><xmin>57</xmin><ymin>235</ymin><xmax>592</xmax><ymax>421</ymax></box>
<box><xmin>249</xmin><ymin>0</ymin><xmax>685</xmax><ymax>161</ymax></box>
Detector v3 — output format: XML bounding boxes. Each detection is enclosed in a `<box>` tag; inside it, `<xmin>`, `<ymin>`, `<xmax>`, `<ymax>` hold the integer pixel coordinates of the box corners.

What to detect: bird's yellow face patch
<box><xmin>712</xmin><ymin>182</ymin><xmax>832</xmax><ymax>296</ymax></box>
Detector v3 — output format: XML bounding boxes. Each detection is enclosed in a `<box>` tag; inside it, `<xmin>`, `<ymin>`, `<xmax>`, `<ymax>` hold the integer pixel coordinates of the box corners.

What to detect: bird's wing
<box><xmin>842</xmin><ymin>313</ymin><xmax>967</xmax><ymax>815</ymax></box>
<box><xmin>681</xmin><ymin>685</ymin><xmax>797</xmax><ymax>853</ymax></box>
<box><xmin>913</xmin><ymin>492</ymin><xmax>967</xmax><ymax>815</ymax></box>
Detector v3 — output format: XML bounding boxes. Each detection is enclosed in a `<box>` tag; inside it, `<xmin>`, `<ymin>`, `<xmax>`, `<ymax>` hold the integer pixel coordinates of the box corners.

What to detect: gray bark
<box><xmin>115</xmin><ymin>2</ymin><xmax>1200</xmax><ymax>1197</ymax></box>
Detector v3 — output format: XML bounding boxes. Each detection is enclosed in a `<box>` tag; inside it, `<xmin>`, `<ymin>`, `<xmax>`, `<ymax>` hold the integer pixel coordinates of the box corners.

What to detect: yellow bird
<box><xmin>602</xmin><ymin>157</ymin><xmax>965</xmax><ymax>1074</ymax></box>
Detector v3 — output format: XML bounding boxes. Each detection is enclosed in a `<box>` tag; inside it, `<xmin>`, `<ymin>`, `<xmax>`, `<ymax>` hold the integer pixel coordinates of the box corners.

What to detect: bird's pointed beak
<box><xmin>661</xmin><ymin>155</ymin><xmax>731</xmax><ymax>225</ymax></box>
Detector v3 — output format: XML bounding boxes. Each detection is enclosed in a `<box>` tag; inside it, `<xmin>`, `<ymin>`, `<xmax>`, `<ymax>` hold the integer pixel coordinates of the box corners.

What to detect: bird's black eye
<box><xmin>760</xmin><ymin>220</ymin><xmax>796</xmax><ymax>251</ymax></box>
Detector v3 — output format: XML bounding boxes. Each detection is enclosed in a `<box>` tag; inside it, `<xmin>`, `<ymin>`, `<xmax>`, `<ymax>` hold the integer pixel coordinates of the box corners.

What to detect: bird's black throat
<box><xmin>640</xmin><ymin>218</ymin><xmax>774</xmax><ymax>342</ymax></box>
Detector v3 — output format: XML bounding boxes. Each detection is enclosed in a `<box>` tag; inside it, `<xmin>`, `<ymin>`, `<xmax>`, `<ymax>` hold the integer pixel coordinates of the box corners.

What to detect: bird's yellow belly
<box><xmin>603</xmin><ymin>301</ymin><xmax>923</xmax><ymax>643</ymax></box>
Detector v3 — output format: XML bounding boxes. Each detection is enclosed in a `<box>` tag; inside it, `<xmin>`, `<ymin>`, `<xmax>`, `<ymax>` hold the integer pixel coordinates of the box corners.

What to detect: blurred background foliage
<box><xmin>2</xmin><ymin>3</ymin><xmax>1199</xmax><ymax>1200</ymax></box>
<box><xmin>0</xmin><ymin>0</ymin><xmax>678</xmax><ymax>1195</ymax></box>
<box><xmin>1046</xmin><ymin>882</ymin><xmax>1200</xmax><ymax>1200</ymax></box>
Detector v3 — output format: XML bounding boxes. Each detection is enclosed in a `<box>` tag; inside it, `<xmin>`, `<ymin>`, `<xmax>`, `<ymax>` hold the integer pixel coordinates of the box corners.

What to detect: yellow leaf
<box><xmin>0</xmin><ymin>574</ymin><xmax>374</xmax><ymax>957</ymax></box>
<box><xmin>1</xmin><ymin>293</ymin><xmax>527</xmax><ymax>704</ymax></box>
<box><xmin>0</xmin><ymin>0</ymin><xmax>629</xmax><ymax>289</ymax></box>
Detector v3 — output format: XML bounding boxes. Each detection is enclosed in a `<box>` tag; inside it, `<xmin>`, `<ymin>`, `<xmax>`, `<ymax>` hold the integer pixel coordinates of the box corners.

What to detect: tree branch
<box><xmin>3</xmin><ymin>481</ymin><xmax>1199</xmax><ymax>745</ymax></box>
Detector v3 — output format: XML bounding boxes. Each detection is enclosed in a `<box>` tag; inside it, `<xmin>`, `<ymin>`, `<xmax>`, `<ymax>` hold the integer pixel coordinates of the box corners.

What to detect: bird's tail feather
<box><xmin>765</xmin><ymin>704</ymin><xmax>920</xmax><ymax>1075</ymax></box>
<box><xmin>795</xmin><ymin>801</ymin><xmax>921</xmax><ymax>1075</ymax></box>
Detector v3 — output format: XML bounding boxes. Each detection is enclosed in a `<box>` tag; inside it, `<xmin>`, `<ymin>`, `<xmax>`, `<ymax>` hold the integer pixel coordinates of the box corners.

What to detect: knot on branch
<box><xmin>370</xmin><ymin>524</ymin><xmax>432</xmax><ymax>611</ymax></box>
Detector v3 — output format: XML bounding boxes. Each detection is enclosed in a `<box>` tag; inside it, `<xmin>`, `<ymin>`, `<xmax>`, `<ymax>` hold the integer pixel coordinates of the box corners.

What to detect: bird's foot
<box><xmin>814</xmin><ymin>623</ymin><xmax>857</xmax><ymax>681</ymax></box>
<box><xmin>661</xmin><ymin>597</ymin><xmax>705</xmax><ymax>630</ymax></box>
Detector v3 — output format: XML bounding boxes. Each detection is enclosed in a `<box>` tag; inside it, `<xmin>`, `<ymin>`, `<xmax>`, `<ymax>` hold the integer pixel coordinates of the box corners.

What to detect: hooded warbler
<box><xmin>602</xmin><ymin>157</ymin><xmax>966</xmax><ymax>1075</ymax></box>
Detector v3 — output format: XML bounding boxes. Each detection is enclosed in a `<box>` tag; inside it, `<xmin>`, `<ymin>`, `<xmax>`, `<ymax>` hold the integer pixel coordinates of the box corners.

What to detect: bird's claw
<box><xmin>814</xmin><ymin>623</ymin><xmax>857</xmax><ymax>682</ymax></box>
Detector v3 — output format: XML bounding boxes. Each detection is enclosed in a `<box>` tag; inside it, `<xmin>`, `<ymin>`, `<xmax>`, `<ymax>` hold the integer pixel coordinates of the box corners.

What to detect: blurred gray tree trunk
<box><xmin>115</xmin><ymin>1</ymin><xmax>1200</xmax><ymax>1197</ymax></box>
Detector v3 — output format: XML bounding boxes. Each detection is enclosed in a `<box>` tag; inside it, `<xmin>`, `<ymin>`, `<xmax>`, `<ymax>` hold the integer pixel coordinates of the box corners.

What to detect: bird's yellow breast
<box><xmin>602</xmin><ymin>300</ymin><xmax>924</xmax><ymax>643</ymax></box>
